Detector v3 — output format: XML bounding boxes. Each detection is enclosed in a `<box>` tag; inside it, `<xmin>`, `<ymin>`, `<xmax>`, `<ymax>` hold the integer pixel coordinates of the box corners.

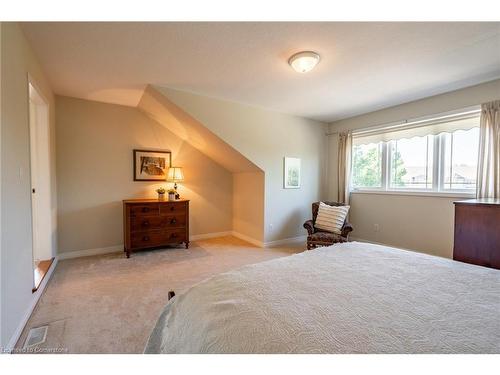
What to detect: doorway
<box><xmin>29</xmin><ymin>80</ymin><xmax>54</xmax><ymax>292</ymax></box>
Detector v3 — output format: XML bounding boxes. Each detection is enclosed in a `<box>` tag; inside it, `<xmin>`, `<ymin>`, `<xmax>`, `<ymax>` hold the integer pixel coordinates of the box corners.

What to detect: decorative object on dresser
<box><xmin>156</xmin><ymin>187</ymin><xmax>166</xmax><ymax>201</ymax></box>
<box><xmin>133</xmin><ymin>149</ymin><xmax>171</xmax><ymax>181</ymax></box>
<box><xmin>303</xmin><ymin>201</ymin><xmax>353</xmax><ymax>250</ymax></box>
<box><xmin>453</xmin><ymin>198</ymin><xmax>500</xmax><ymax>270</ymax></box>
<box><xmin>167</xmin><ymin>166</ymin><xmax>184</xmax><ymax>199</ymax></box>
<box><xmin>123</xmin><ymin>199</ymin><xmax>189</xmax><ymax>258</ymax></box>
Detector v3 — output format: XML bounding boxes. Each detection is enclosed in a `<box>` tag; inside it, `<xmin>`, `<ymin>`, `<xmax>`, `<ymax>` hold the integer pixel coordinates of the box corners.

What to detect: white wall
<box><xmin>1</xmin><ymin>22</ymin><xmax>57</xmax><ymax>348</ymax></box>
<box><xmin>56</xmin><ymin>96</ymin><xmax>234</xmax><ymax>254</ymax></box>
<box><xmin>155</xmin><ymin>87</ymin><xmax>329</xmax><ymax>243</ymax></box>
<box><xmin>328</xmin><ymin>79</ymin><xmax>500</xmax><ymax>258</ymax></box>
<box><xmin>233</xmin><ymin>172</ymin><xmax>265</xmax><ymax>242</ymax></box>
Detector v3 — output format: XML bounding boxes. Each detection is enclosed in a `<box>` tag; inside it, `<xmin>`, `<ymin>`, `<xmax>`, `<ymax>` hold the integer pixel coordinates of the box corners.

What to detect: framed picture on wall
<box><xmin>133</xmin><ymin>149</ymin><xmax>171</xmax><ymax>181</ymax></box>
<box><xmin>283</xmin><ymin>157</ymin><xmax>301</xmax><ymax>189</ymax></box>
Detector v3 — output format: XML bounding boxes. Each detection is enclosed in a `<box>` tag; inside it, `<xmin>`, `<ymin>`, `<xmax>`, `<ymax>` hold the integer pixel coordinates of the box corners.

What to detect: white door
<box><xmin>29</xmin><ymin>81</ymin><xmax>53</xmax><ymax>270</ymax></box>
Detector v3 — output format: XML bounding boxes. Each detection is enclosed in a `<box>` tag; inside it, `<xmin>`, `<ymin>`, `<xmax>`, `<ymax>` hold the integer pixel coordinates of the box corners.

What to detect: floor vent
<box><xmin>23</xmin><ymin>326</ymin><xmax>48</xmax><ymax>348</ymax></box>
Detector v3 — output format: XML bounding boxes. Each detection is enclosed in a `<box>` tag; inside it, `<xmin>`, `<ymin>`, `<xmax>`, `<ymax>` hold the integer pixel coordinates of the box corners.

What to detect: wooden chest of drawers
<box><xmin>123</xmin><ymin>199</ymin><xmax>189</xmax><ymax>258</ymax></box>
<box><xmin>453</xmin><ymin>199</ymin><xmax>500</xmax><ymax>269</ymax></box>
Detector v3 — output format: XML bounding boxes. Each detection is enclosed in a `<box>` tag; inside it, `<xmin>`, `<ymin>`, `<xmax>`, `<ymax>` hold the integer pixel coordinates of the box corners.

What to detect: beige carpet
<box><xmin>16</xmin><ymin>236</ymin><xmax>305</xmax><ymax>353</ymax></box>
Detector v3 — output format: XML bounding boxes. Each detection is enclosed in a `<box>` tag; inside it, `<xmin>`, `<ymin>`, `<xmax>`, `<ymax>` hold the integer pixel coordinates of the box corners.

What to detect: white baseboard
<box><xmin>58</xmin><ymin>245</ymin><xmax>123</xmax><ymax>260</ymax></box>
<box><xmin>231</xmin><ymin>231</ymin><xmax>306</xmax><ymax>248</ymax></box>
<box><xmin>7</xmin><ymin>257</ymin><xmax>58</xmax><ymax>352</ymax></box>
<box><xmin>57</xmin><ymin>232</ymin><xmax>234</xmax><ymax>260</ymax></box>
<box><xmin>189</xmin><ymin>231</ymin><xmax>232</xmax><ymax>241</ymax></box>
<box><xmin>231</xmin><ymin>231</ymin><xmax>264</xmax><ymax>248</ymax></box>
<box><xmin>264</xmin><ymin>235</ymin><xmax>307</xmax><ymax>248</ymax></box>
<box><xmin>56</xmin><ymin>231</ymin><xmax>304</xmax><ymax>261</ymax></box>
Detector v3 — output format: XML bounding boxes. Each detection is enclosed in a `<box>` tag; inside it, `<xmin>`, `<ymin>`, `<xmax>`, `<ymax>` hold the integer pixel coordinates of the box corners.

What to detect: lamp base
<box><xmin>174</xmin><ymin>182</ymin><xmax>180</xmax><ymax>200</ymax></box>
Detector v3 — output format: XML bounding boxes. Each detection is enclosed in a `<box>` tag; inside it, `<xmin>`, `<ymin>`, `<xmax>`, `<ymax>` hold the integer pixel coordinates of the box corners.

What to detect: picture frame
<box><xmin>133</xmin><ymin>149</ymin><xmax>172</xmax><ymax>181</ymax></box>
<box><xmin>283</xmin><ymin>157</ymin><xmax>301</xmax><ymax>189</ymax></box>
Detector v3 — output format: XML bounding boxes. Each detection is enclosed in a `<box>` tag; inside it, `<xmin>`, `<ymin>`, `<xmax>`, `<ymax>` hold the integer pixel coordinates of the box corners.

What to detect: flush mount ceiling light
<box><xmin>288</xmin><ymin>51</ymin><xmax>321</xmax><ymax>73</ymax></box>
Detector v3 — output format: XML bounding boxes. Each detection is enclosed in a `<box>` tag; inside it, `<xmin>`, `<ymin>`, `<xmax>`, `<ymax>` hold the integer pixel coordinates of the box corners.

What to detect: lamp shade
<box><xmin>167</xmin><ymin>167</ymin><xmax>184</xmax><ymax>182</ymax></box>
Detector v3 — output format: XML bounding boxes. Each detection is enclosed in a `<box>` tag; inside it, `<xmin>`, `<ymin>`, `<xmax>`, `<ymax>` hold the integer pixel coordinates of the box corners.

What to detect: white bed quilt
<box><xmin>145</xmin><ymin>242</ymin><xmax>500</xmax><ymax>353</ymax></box>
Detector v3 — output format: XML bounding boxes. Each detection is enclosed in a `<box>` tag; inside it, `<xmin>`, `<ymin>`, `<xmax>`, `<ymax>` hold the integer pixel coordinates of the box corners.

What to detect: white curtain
<box><xmin>477</xmin><ymin>100</ymin><xmax>500</xmax><ymax>199</ymax></box>
<box><xmin>337</xmin><ymin>132</ymin><xmax>352</xmax><ymax>204</ymax></box>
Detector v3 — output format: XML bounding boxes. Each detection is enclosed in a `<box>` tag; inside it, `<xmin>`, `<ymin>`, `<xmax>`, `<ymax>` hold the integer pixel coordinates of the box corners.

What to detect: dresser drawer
<box><xmin>163</xmin><ymin>214</ymin><xmax>187</xmax><ymax>229</ymax></box>
<box><xmin>130</xmin><ymin>214</ymin><xmax>187</xmax><ymax>232</ymax></box>
<box><xmin>130</xmin><ymin>204</ymin><xmax>160</xmax><ymax>217</ymax></box>
<box><xmin>130</xmin><ymin>216</ymin><xmax>165</xmax><ymax>232</ymax></box>
<box><xmin>160</xmin><ymin>202</ymin><xmax>187</xmax><ymax>215</ymax></box>
<box><xmin>165</xmin><ymin>228</ymin><xmax>187</xmax><ymax>243</ymax></box>
<box><xmin>131</xmin><ymin>230</ymin><xmax>165</xmax><ymax>248</ymax></box>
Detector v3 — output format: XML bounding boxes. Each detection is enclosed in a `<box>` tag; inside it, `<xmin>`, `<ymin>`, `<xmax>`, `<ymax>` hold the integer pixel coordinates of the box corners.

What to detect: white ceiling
<box><xmin>22</xmin><ymin>22</ymin><xmax>500</xmax><ymax>122</ymax></box>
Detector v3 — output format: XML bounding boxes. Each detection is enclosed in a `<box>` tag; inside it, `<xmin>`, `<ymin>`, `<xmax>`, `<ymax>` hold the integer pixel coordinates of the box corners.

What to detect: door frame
<box><xmin>27</xmin><ymin>74</ymin><xmax>53</xmax><ymax>290</ymax></box>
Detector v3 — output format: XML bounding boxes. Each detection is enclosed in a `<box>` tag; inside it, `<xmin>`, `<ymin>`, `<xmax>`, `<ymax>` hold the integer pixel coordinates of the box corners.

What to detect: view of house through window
<box><xmin>390</xmin><ymin>135</ymin><xmax>434</xmax><ymax>189</ymax></box>
<box><xmin>443</xmin><ymin>127</ymin><xmax>479</xmax><ymax>190</ymax></box>
<box><xmin>351</xmin><ymin>111</ymin><xmax>480</xmax><ymax>193</ymax></box>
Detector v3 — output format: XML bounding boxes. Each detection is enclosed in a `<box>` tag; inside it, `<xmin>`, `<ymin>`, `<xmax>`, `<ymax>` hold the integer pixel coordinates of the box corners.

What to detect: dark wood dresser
<box><xmin>123</xmin><ymin>199</ymin><xmax>189</xmax><ymax>258</ymax></box>
<box><xmin>453</xmin><ymin>199</ymin><xmax>500</xmax><ymax>269</ymax></box>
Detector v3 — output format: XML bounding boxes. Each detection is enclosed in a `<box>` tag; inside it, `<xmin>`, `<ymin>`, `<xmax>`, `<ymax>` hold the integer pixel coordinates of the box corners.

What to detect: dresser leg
<box><xmin>185</xmin><ymin>241</ymin><xmax>189</xmax><ymax>249</ymax></box>
<box><xmin>126</xmin><ymin>249</ymin><xmax>131</xmax><ymax>258</ymax></box>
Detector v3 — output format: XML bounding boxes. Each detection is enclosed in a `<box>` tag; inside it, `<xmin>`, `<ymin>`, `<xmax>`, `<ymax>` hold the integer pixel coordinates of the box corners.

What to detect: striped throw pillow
<box><xmin>314</xmin><ymin>202</ymin><xmax>350</xmax><ymax>234</ymax></box>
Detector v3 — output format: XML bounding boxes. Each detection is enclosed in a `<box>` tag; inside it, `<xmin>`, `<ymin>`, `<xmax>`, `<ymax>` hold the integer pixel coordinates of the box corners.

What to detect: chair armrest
<box><xmin>303</xmin><ymin>220</ymin><xmax>315</xmax><ymax>235</ymax></box>
<box><xmin>341</xmin><ymin>222</ymin><xmax>353</xmax><ymax>238</ymax></box>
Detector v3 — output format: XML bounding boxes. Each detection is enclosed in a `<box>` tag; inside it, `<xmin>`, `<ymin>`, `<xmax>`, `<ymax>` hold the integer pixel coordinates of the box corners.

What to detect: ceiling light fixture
<box><xmin>288</xmin><ymin>51</ymin><xmax>321</xmax><ymax>73</ymax></box>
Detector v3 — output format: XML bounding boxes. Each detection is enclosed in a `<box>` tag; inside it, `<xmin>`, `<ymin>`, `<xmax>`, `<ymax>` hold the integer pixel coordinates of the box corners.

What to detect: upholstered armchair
<box><xmin>303</xmin><ymin>201</ymin><xmax>353</xmax><ymax>250</ymax></box>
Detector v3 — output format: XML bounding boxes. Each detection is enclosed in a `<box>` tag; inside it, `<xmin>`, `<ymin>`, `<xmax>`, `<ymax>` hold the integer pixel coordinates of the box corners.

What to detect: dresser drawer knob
<box><xmin>142</xmin><ymin>236</ymin><xmax>150</xmax><ymax>241</ymax></box>
<box><xmin>170</xmin><ymin>233</ymin><xmax>178</xmax><ymax>238</ymax></box>
<box><xmin>142</xmin><ymin>220</ymin><xmax>150</xmax><ymax>227</ymax></box>
<box><xmin>170</xmin><ymin>218</ymin><xmax>177</xmax><ymax>224</ymax></box>
<box><xmin>142</xmin><ymin>207</ymin><xmax>150</xmax><ymax>213</ymax></box>
<box><xmin>170</xmin><ymin>206</ymin><xmax>175</xmax><ymax>211</ymax></box>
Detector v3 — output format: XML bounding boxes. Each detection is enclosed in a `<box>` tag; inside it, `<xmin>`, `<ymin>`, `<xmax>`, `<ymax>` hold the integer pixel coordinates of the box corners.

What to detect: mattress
<box><xmin>145</xmin><ymin>242</ymin><xmax>500</xmax><ymax>353</ymax></box>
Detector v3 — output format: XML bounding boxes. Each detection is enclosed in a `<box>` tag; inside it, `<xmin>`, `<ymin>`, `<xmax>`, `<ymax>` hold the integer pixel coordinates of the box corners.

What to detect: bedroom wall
<box><xmin>232</xmin><ymin>172</ymin><xmax>265</xmax><ymax>243</ymax></box>
<box><xmin>56</xmin><ymin>96</ymin><xmax>234</xmax><ymax>254</ymax></box>
<box><xmin>1</xmin><ymin>22</ymin><xmax>57</xmax><ymax>348</ymax></box>
<box><xmin>154</xmin><ymin>87</ymin><xmax>328</xmax><ymax>244</ymax></box>
<box><xmin>327</xmin><ymin>79</ymin><xmax>500</xmax><ymax>258</ymax></box>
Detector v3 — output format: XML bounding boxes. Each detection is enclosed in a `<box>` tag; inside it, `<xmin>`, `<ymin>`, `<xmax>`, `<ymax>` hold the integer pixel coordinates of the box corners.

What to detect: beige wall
<box><xmin>1</xmin><ymin>23</ymin><xmax>57</xmax><ymax>347</ymax></box>
<box><xmin>232</xmin><ymin>172</ymin><xmax>265</xmax><ymax>242</ymax></box>
<box><xmin>328</xmin><ymin>79</ymin><xmax>500</xmax><ymax>258</ymax></box>
<box><xmin>56</xmin><ymin>96</ymin><xmax>233</xmax><ymax>254</ymax></box>
<box><xmin>154</xmin><ymin>87</ymin><xmax>328</xmax><ymax>243</ymax></box>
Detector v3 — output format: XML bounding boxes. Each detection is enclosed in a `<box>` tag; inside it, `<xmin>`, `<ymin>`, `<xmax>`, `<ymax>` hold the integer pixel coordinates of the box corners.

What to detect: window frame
<box><xmin>349</xmin><ymin>113</ymin><xmax>480</xmax><ymax>198</ymax></box>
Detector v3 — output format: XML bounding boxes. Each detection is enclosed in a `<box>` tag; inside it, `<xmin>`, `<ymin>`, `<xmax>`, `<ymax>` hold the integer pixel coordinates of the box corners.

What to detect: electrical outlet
<box><xmin>373</xmin><ymin>224</ymin><xmax>380</xmax><ymax>232</ymax></box>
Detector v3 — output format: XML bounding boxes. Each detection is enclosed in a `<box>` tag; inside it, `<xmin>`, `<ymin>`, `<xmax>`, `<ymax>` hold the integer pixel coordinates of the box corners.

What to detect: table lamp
<box><xmin>167</xmin><ymin>167</ymin><xmax>184</xmax><ymax>200</ymax></box>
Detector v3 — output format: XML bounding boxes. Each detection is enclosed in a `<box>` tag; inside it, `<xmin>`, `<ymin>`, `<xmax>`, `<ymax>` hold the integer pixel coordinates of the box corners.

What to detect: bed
<box><xmin>145</xmin><ymin>242</ymin><xmax>500</xmax><ymax>353</ymax></box>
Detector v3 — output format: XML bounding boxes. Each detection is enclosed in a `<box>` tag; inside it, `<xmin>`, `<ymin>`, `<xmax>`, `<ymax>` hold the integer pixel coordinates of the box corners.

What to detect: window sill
<box><xmin>350</xmin><ymin>189</ymin><xmax>476</xmax><ymax>199</ymax></box>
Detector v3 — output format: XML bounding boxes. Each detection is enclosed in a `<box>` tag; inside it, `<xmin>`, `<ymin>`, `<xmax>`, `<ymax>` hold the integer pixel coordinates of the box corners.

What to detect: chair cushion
<box><xmin>314</xmin><ymin>202</ymin><xmax>349</xmax><ymax>234</ymax></box>
<box><xmin>308</xmin><ymin>231</ymin><xmax>344</xmax><ymax>243</ymax></box>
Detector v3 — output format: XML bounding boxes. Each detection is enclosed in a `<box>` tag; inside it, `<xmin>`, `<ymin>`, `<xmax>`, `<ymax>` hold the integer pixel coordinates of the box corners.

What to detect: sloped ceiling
<box><xmin>138</xmin><ymin>85</ymin><xmax>261</xmax><ymax>173</ymax></box>
<box><xmin>21</xmin><ymin>22</ymin><xmax>500</xmax><ymax>122</ymax></box>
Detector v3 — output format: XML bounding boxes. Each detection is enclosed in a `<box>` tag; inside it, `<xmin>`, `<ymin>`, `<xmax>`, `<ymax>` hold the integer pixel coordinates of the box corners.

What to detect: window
<box><xmin>442</xmin><ymin>127</ymin><xmax>479</xmax><ymax>191</ymax></box>
<box><xmin>352</xmin><ymin>142</ymin><xmax>382</xmax><ymax>188</ymax></box>
<box><xmin>389</xmin><ymin>135</ymin><xmax>434</xmax><ymax>189</ymax></box>
<box><xmin>350</xmin><ymin>109</ymin><xmax>480</xmax><ymax>195</ymax></box>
